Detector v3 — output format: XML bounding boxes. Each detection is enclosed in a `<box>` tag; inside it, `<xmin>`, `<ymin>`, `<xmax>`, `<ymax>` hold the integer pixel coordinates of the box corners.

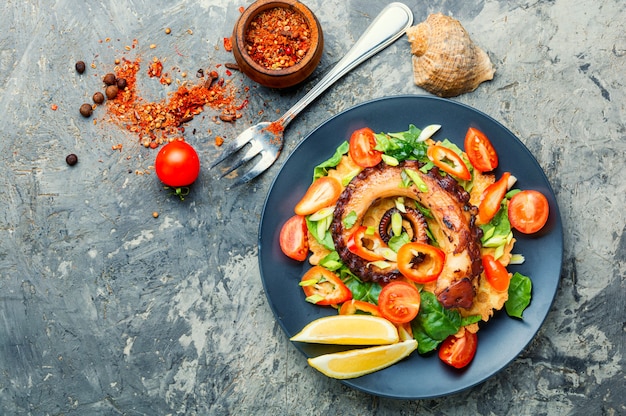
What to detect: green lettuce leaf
<box><xmin>505</xmin><ymin>272</ymin><xmax>532</xmax><ymax>318</ymax></box>
<box><xmin>313</xmin><ymin>141</ymin><xmax>349</xmax><ymax>180</ymax></box>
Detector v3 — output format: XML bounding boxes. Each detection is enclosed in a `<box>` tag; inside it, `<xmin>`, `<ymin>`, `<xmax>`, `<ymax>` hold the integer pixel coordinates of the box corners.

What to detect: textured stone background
<box><xmin>0</xmin><ymin>0</ymin><xmax>624</xmax><ymax>414</ymax></box>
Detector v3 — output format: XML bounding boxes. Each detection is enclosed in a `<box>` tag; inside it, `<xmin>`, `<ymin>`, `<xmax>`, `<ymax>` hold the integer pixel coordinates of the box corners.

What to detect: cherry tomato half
<box><xmin>427</xmin><ymin>145</ymin><xmax>472</xmax><ymax>181</ymax></box>
<box><xmin>378</xmin><ymin>281</ymin><xmax>421</xmax><ymax>324</ymax></box>
<box><xmin>508</xmin><ymin>190</ymin><xmax>550</xmax><ymax>234</ymax></box>
<box><xmin>482</xmin><ymin>254</ymin><xmax>511</xmax><ymax>291</ymax></box>
<box><xmin>294</xmin><ymin>176</ymin><xmax>342</xmax><ymax>216</ymax></box>
<box><xmin>155</xmin><ymin>139</ymin><xmax>200</xmax><ymax>187</ymax></box>
<box><xmin>438</xmin><ymin>331</ymin><xmax>478</xmax><ymax>369</ymax></box>
<box><xmin>397</xmin><ymin>242</ymin><xmax>445</xmax><ymax>283</ymax></box>
<box><xmin>300</xmin><ymin>266</ymin><xmax>352</xmax><ymax>306</ymax></box>
<box><xmin>349</xmin><ymin>127</ymin><xmax>383</xmax><ymax>168</ymax></box>
<box><xmin>477</xmin><ymin>172</ymin><xmax>511</xmax><ymax>225</ymax></box>
<box><xmin>339</xmin><ymin>299</ymin><xmax>381</xmax><ymax>316</ymax></box>
<box><xmin>464</xmin><ymin>127</ymin><xmax>498</xmax><ymax>172</ymax></box>
<box><xmin>346</xmin><ymin>226</ymin><xmax>387</xmax><ymax>262</ymax></box>
<box><xmin>279</xmin><ymin>215</ymin><xmax>309</xmax><ymax>261</ymax></box>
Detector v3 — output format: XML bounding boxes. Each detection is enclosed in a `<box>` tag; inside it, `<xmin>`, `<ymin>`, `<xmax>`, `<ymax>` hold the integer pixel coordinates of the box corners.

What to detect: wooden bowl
<box><xmin>232</xmin><ymin>0</ymin><xmax>324</xmax><ymax>89</ymax></box>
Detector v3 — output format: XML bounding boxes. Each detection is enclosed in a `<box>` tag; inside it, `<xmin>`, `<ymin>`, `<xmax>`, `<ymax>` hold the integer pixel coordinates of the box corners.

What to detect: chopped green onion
<box><xmin>416</xmin><ymin>124</ymin><xmax>441</xmax><ymax>142</ymax></box>
<box><xmin>368</xmin><ymin>260</ymin><xmax>392</xmax><ymax>269</ymax></box>
<box><xmin>482</xmin><ymin>226</ymin><xmax>495</xmax><ymax>241</ymax></box>
<box><xmin>305</xmin><ymin>294</ymin><xmax>325</xmax><ymax>304</ymax></box>
<box><xmin>381</xmin><ymin>154</ymin><xmax>399</xmax><ymax>166</ymax></box>
<box><xmin>365</xmin><ymin>226</ymin><xmax>376</xmax><ymax>235</ymax></box>
<box><xmin>299</xmin><ymin>279</ymin><xmax>318</xmax><ymax>287</ymax></box>
<box><xmin>394</xmin><ymin>197</ymin><xmax>406</xmax><ymax>213</ymax></box>
<box><xmin>391</xmin><ymin>211</ymin><xmax>403</xmax><ymax>237</ymax></box>
<box><xmin>482</xmin><ymin>235</ymin><xmax>509</xmax><ymax>248</ymax></box>
<box><xmin>494</xmin><ymin>244</ymin><xmax>505</xmax><ymax>260</ymax></box>
<box><xmin>309</xmin><ymin>206</ymin><xmax>334</xmax><ymax>221</ymax></box>
<box><xmin>509</xmin><ymin>254</ymin><xmax>525</xmax><ymax>265</ymax></box>
<box><xmin>342</xmin><ymin>168</ymin><xmax>361</xmax><ymax>186</ymax></box>
<box><xmin>403</xmin><ymin>168</ymin><xmax>429</xmax><ymax>192</ymax></box>
<box><xmin>381</xmin><ymin>248</ymin><xmax>398</xmax><ymax>262</ymax></box>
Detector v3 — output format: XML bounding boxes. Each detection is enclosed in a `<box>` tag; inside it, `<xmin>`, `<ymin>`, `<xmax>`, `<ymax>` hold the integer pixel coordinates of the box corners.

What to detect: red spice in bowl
<box><xmin>232</xmin><ymin>0</ymin><xmax>323</xmax><ymax>88</ymax></box>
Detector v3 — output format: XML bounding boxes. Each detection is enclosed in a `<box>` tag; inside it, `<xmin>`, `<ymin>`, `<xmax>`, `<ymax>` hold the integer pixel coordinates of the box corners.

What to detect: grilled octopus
<box><xmin>331</xmin><ymin>160</ymin><xmax>483</xmax><ymax>309</ymax></box>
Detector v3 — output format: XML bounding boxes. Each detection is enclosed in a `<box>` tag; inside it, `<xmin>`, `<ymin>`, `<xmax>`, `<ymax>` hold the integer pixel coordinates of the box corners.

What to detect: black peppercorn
<box><xmin>75</xmin><ymin>61</ymin><xmax>86</xmax><ymax>74</ymax></box>
<box><xmin>103</xmin><ymin>73</ymin><xmax>116</xmax><ymax>85</ymax></box>
<box><xmin>105</xmin><ymin>85</ymin><xmax>118</xmax><ymax>100</ymax></box>
<box><xmin>116</xmin><ymin>78</ymin><xmax>127</xmax><ymax>90</ymax></box>
<box><xmin>66</xmin><ymin>154</ymin><xmax>78</xmax><ymax>166</ymax></box>
<box><xmin>93</xmin><ymin>91</ymin><xmax>105</xmax><ymax>104</ymax></box>
<box><xmin>79</xmin><ymin>103</ymin><xmax>93</xmax><ymax>117</ymax></box>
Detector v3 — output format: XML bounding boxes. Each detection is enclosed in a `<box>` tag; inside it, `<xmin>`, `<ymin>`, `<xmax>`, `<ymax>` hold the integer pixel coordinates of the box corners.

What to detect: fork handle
<box><xmin>278</xmin><ymin>2</ymin><xmax>414</xmax><ymax>127</ymax></box>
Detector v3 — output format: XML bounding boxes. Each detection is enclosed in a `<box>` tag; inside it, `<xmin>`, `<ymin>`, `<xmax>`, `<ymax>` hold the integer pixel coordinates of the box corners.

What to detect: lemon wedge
<box><xmin>307</xmin><ymin>339</ymin><xmax>418</xmax><ymax>379</ymax></box>
<box><xmin>290</xmin><ymin>315</ymin><xmax>399</xmax><ymax>345</ymax></box>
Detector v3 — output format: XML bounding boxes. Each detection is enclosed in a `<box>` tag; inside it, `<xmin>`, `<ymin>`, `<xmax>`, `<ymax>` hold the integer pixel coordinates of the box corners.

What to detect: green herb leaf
<box><xmin>374</xmin><ymin>125</ymin><xmax>429</xmax><ymax>163</ymax></box>
<box><xmin>343</xmin><ymin>210</ymin><xmax>357</xmax><ymax>229</ymax></box>
<box><xmin>343</xmin><ymin>275</ymin><xmax>382</xmax><ymax>305</ymax></box>
<box><xmin>313</xmin><ymin>141</ymin><xmax>349</xmax><ymax>180</ymax></box>
<box><xmin>506</xmin><ymin>272</ymin><xmax>532</xmax><ymax>318</ymax></box>
<box><xmin>411</xmin><ymin>291</ymin><xmax>463</xmax><ymax>354</ymax></box>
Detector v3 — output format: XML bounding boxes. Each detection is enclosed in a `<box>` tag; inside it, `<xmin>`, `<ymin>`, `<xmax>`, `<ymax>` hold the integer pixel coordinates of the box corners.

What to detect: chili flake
<box><xmin>105</xmin><ymin>57</ymin><xmax>246</xmax><ymax>148</ymax></box>
<box><xmin>245</xmin><ymin>7</ymin><xmax>311</xmax><ymax>70</ymax></box>
<box><xmin>223</xmin><ymin>37</ymin><xmax>233</xmax><ymax>52</ymax></box>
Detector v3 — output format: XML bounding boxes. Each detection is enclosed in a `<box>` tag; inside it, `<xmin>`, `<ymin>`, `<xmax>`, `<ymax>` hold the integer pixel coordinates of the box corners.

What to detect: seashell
<box><xmin>406</xmin><ymin>13</ymin><xmax>495</xmax><ymax>97</ymax></box>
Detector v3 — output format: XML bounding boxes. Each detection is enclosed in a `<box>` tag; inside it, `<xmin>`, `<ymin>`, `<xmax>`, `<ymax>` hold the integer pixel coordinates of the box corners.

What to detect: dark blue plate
<box><xmin>258</xmin><ymin>95</ymin><xmax>563</xmax><ymax>399</ymax></box>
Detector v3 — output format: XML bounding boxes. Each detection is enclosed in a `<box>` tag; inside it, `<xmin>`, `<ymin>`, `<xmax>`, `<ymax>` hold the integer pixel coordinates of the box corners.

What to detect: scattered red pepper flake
<box><xmin>105</xmin><ymin>57</ymin><xmax>247</xmax><ymax>148</ymax></box>
<box><xmin>238</xmin><ymin>6</ymin><xmax>245</xmax><ymax>13</ymax></box>
<box><xmin>148</xmin><ymin>59</ymin><xmax>163</xmax><ymax>77</ymax></box>
<box><xmin>50</xmin><ymin>104</ymin><xmax>58</xmax><ymax>111</ymax></box>
<box><xmin>223</xmin><ymin>37</ymin><xmax>233</xmax><ymax>52</ymax></box>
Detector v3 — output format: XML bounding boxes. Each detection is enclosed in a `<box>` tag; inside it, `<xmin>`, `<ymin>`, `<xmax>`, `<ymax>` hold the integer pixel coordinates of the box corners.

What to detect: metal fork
<box><xmin>209</xmin><ymin>2</ymin><xmax>414</xmax><ymax>186</ymax></box>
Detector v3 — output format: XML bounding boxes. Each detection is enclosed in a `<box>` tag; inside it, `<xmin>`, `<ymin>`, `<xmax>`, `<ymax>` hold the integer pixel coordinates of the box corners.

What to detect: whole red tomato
<box><xmin>155</xmin><ymin>140</ymin><xmax>200</xmax><ymax>187</ymax></box>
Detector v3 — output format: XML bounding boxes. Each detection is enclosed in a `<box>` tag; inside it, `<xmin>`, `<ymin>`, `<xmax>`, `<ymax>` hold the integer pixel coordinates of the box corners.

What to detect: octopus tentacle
<box><xmin>331</xmin><ymin>160</ymin><xmax>483</xmax><ymax>309</ymax></box>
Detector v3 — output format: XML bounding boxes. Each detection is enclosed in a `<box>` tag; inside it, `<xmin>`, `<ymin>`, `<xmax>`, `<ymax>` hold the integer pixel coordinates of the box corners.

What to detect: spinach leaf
<box><xmin>313</xmin><ymin>141</ymin><xmax>349</xmax><ymax>180</ymax></box>
<box><xmin>411</xmin><ymin>291</ymin><xmax>462</xmax><ymax>354</ymax></box>
<box><xmin>506</xmin><ymin>272</ymin><xmax>532</xmax><ymax>318</ymax></box>
<box><xmin>410</xmin><ymin>291</ymin><xmax>481</xmax><ymax>354</ymax></box>
<box><xmin>343</xmin><ymin>274</ymin><xmax>382</xmax><ymax>305</ymax></box>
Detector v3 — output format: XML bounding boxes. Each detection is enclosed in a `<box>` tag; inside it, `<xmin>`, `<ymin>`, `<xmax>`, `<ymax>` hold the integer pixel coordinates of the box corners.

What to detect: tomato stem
<box><xmin>164</xmin><ymin>186</ymin><xmax>191</xmax><ymax>200</ymax></box>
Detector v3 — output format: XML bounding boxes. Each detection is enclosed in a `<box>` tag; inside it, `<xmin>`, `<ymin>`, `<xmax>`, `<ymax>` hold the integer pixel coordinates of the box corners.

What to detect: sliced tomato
<box><xmin>339</xmin><ymin>299</ymin><xmax>381</xmax><ymax>316</ymax></box>
<box><xmin>378</xmin><ymin>281</ymin><xmax>421</xmax><ymax>324</ymax></box>
<box><xmin>279</xmin><ymin>215</ymin><xmax>309</xmax><ymax>261</ymax></box>
<box><xmin>349</xmin><ymin>127</ymin><xmax>383</xmax><ymax>168</ymax></box>
<box><xmin>439</xmin><ymin>331</ymin><xmax>478</xmax><ymax>369</ymax></box>
<box><xmin>294</xmin><ymin>176</ymin><xmax>342</xmax><ymax>216</ymax></box>
<box><xmin>508</xmin><ymin>190</ymin><xmax>550</xmax><ymax>234</ymax></box>
<box><xmin>300</xmin><ymin>266</ymin><xmax>352</xmax><ymax>306</ymax></box>
<box><xmin>397</xmin><ymin>242</ymin><xmax>445</xmax><ymax>283</ymax></box>
<box><xmin>427</xmin><ymin>145</ymin><xmax>472</xmax><ymax>181</ymax></box>
<box><xmin>346</xmin><ymin>226</ymin><xmax>387</xmax><ymax>262</ymax></box>
<box><xmin>464</xmin><ymin>127</ymin><xmax>498</xmax><ymax>172</ymax></box>
<box><xmin>477</xmin><ymin>171</ymin><xmax>511</xmax><ymax>225</ymax></box>
<box><xmin>482</xmin><ymin>254</ymin><xmax>511</xmax><ymax>291</ymax></box>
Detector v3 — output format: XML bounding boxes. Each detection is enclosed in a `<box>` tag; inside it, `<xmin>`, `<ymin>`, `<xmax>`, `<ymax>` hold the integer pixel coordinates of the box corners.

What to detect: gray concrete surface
<box><xmin>0</xmin><ymin>0</ymin><xmax>624</xmax><ymax>414</ymax></box>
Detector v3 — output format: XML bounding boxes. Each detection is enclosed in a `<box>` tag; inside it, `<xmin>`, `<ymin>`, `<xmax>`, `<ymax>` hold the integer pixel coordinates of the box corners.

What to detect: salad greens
<box><xmin>412</xmin><ymin>291</ymin><xmax>481</xmax><ymax>354</ymax></box>
<box><xmin>304</xmin><ymin>124</ymin><xmax>534</xmax><ymax>354</ymax></box>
